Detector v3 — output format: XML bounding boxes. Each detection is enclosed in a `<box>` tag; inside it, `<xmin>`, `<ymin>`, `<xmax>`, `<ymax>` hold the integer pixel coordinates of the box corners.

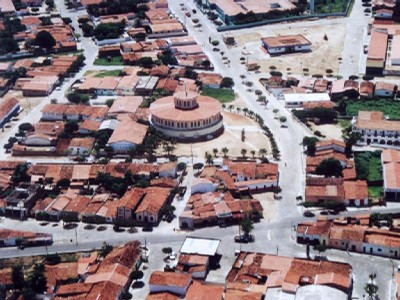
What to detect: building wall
<box><xmin>316</xmin><ymin>144</ymin><xmax>346</xmax><ymax>153</ymax></box>
<box><xmin>150</xmin><ymin>284</ymin><xmax>189</xmax><ymax>296</ymax></box>
<box><xmin>42</xmin><ymin>112</ymin><xmax>64</xmax><ymax>121</ymax></box>
<box><xmin>151</xmin><ymin>118</ymin><xmax>223</xmax><ymax>140</ymax></box>
<box><xmin>109</xmin><ymin>141</ymin><xmax>136</xmax><ymax>153</ymax></box>
<box><xmin>0</xmin><ymin>103</ymin><xmax>20</xmax><ymax>127</ymax></box>
<box><xmin>23</xmin><ymin>136</ymin><xmax>53</xmax><ymax>146</ymax></box>
<box><xmin>374</xmin><ymin>89</ymin><xmax>394</xmax><ymax>97</ymax></box>
<box><xmin>136</xmin><ymin>211</ymin><xmax>159</xmax><ymax>223</ymax></box>
<box><xmin>68</xmin><ymin>146</ymin><xmax>90</xmax><ymax>156</ymax></box>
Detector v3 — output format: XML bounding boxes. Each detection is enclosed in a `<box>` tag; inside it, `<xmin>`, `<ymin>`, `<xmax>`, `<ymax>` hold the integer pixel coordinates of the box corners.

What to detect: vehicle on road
<box><xmin>142</xmin><ymin>225</ymin><xmax>153</xmax><ymax>232</ymax></box>
<box><xmin>320</xmin><ymin>211</ymin><xmax>329</xmax><ymax>215</ymax></box>
<box><xmin>56</xmin><ymin>87</ymin><xmax>61</xmax><ymax>91</ymax></box>
<box><xmin>186</xmin><ymin>12</ymin><xmax>191</xmax><ymax>17</ymax></box>
<box><xmin>303</xmin><ymin>210</ymin><xmax>315</xmax><ymax>217</ymax></box>
<box><xmin>234</xmin><ymin>234</ymin><xmax>255</xmax><ymax>243</ymax></box>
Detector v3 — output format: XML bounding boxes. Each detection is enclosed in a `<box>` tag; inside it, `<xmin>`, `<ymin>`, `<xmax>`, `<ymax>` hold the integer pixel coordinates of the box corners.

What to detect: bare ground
<box><xmin>231</xmin><ymin>23</ymin><xmax>346</xmax><ymax>76</ymax></box>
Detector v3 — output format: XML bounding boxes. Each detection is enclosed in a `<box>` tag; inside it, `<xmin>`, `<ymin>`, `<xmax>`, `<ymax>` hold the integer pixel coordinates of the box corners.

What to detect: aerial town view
<box><xmin>1</xmin><ymin>0</ymin><xmax>400</xmax><ymax>299</ymax></box>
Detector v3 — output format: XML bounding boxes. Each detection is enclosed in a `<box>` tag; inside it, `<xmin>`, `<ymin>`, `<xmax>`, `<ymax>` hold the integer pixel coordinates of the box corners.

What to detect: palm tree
<box><xmin>221</xmin><ymin>147</ymin><xmax>229</xmax><ymax>158</ymax></box>
<box><xmin>242</xmin><ymin>108</ymin><xmax>249</xmax><ymax>116</ymax></box>
<box><xmin>228</xmin><ymin>104</ymin><xmax>234</xmax><ymax>112</ymax></box>
<box><xmin>259</xmin><ymin>148</ymin><xmax>267</xmax><ymax>158</ymax></box>
<box><xmin>240</xmin><ymin>74</ymin><xmax>246</xmax><ymax>83</ymax></box>
<box><xmin>206</xmin><ymin>153</ymin><xmax>213</xmax><ymax>165</ymax></box>
<box><xmin>255</xmin><ymin>90</ymin><xmax>262</xmax><ymax>97</ymax></box>
<box><xmin>212</xmin><ymin>148</ymin><xmax>218</xmax><ymax>157</ymax></box>
<box><xmin>241</xmin><ymin>148</ymin><xmax>247</xmax><ymax>158</ymax></box>
<box><xmin>236</xmin><ymin>107</ymin><xmax>241</xmax><ymax>114</ymax></box>
<box><xmin>250</xmin><ymin>150</ymin><xmax>256</xmax><ymax>158</ymax></box>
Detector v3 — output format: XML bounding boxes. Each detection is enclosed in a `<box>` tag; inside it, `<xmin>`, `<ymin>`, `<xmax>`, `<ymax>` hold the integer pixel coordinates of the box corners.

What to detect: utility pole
<box><xmin>75</xmin><ymin>227</ymin><xmax>78</xmax><ymax>245</ymax></box>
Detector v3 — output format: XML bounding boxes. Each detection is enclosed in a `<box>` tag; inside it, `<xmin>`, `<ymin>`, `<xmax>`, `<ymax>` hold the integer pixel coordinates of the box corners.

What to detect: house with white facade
<box><xmin>353</xmin><ymin>110</ymin><xmax>400</xmax><ymax>148</ymax></box>
<box><xmin>315</xmin><ymin>139</ymin><xmax>346</xmax><ymax>153</ymax></box>
<box><xmin>261</xmin><ymin>34</ymin><xmax>312</xmax><ymax>55</ymax></box>
<box><xmin>41</xmin><ymin>104</ymin><xmax>69</xmax><ymax>121</ymax></box>
<box><xmin>67</xmin><ymin>138</ymin><xmax>95</xmax><ymax>156</ymax></box>
<box><xmin>107</xmin><ymin>118</ymin><xmax>148</xmax><ymax>153</ymax></box>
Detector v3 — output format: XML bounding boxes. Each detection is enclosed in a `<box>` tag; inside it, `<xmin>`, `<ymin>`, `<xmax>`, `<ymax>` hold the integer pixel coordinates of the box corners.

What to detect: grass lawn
<box><xmin>94</xmin><ymin>70</ymin><xmax>122</xmax><ymax>77</ymax></box>
<box><xmin>93</xmin><ymin>56</ymin><xmax>124</xmax><ymax>66</ymax></box>
<box><xmin>355</xmin><ymin>151</ymin><xmax>382</xmax><ymax>181</ymax></box>
<box><xmin>314</xmin><ymin>0</ymin><xmax>349</xmax><ymax>13</ymax></box>
<box><xmin>201</xmin><ymin>87</ymin><xmax>235</xmax><ymax>103</ymax></box>
<box><xmin>346</xmin><ymin>99</ymin><xmax>400</xmax><ymax>119</ymax></box>
<box><xmin>368</xmin><ymin>186</ymin><xmax>383</xmax><ymax>199</ymax></box>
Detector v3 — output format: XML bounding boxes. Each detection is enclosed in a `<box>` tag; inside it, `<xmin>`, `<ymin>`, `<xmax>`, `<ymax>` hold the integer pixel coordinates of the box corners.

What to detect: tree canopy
<box><xmin>316</xmin><ymin>158</ymin><xmax>343</xmax><ymax>177</ymax></box>
<box><xmin>34</xmin><ymin>31</ymin><xmax>56</xmax><ymax>50</ymax></box>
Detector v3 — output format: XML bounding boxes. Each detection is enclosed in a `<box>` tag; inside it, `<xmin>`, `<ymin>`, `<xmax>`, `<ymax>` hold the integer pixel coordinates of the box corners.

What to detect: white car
<box><xmin>55</xmin><ymin>87</ymin><xmax>61</xmax><ymax>91</ymax></box>
<box><xmin>169</xmin><ymin>251</ymin><xmax>177</xmax><ymax>260</ymax></box>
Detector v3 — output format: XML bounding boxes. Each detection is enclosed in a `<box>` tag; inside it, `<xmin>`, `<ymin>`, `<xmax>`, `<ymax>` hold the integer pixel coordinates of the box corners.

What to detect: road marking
<box><xmin>268</xmin><ymin>229</ymin><xmax>272</xmax><ymax>241</ymax></box>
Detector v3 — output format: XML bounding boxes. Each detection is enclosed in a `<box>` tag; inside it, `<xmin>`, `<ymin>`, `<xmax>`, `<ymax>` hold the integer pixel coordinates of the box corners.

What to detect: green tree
<box><xmin>22</xmin><ymin>288</ymin><xmax>35</xmax><ymax>300</ymax></box>
<box><xmin>130</xmin><ymin>270</ymin><xmax>144</xmax><ymax>282</ymax></box>
<box><xmin>241</xmin><ymin>148</ymin><xmax>247</xmax><ymax>158</ymax></box>
<box><xmin>250</xmin><ymin>150</ymin><xmax>256</xmax><ymax>158</ymax></box>
<box><xmin>136</xmin><ymin>57</ymin><xmax>154</xmax><ymax>68</ymax></box>
<box><xmin>177</xmin><ymin>162</ymin><xmax>187</xmax><ymax>172</ymax></box>
<box><xmin>12</xmin><ymin>265</ymin><xmax>24</xmax><ymax>290</ymax></box>
<box><xmin>364</xmin><ymin>273</ymin><xmax>378</xmax><ymax>299</ymax></box>
<box><xmin>241</xmin><ymin>218</ymin><xmax>254</xmax><ymax>236</ymax></box>
<box><xmin>259</xmin><ymin>148</ymin><xmax>267</xmax><ymax>158</ymax></box>
<box><xmin>302</xmin><ymin>136</ymin><xmax>319</xmax><ymax>156</ymax></box>
<box><xmin>193</xmin><ymin>163</ymin><xmax>204</xmax><ymax>175</ymax></box>
<box><xmin>64</xmin><ymin>120</ymin><xmax>79</xmax><ymax>135</ymax></box>
<box><xmin>11</xmin><ymin>163</ymin><xmax>31</xmax><ymax>184</ymax></box>
<box><xmin>34</xmin><ymin>30</ymin><xmax>56</xmax><ymax>50</ymax></box>
<box><xmin>57</xmin><ymin>178</ymin><xmax>70</xmax><ymax>188</ymax></box>
<box><xmin>18</xmin><ymin>123</ymin><xmax>33</xmax><ymax>132</ymax></box>
<box><xmin>316</xmin><ymin>158</ymin><xmax>343</xmax><ymax>177</ymax></box>
<box><xmin>162</xmin><ymin>247</ymin><xmax>172</xmax><ymax>254</ymax></box>
<box><xmin>313</xmin><ymin>244</ymin><xmax>327</xmax><ymax>256</ymax></box>
<box><xmin>212</xmin><ymin>148</ymin><xmax>218</xmax><ymax>157</ymax></box>
<box><xmin>184</xmin><ymin>68</ymin><xmax>198</xmax><ymax>80</ymax></box>
<box><xmin>279</xmin><ymin>116</ymin><xmax>287</xmax><ymax>123</ymax></box>
<box><xmin>220</xmin><ymin>77</ymin><xmax>234</xmax><ymax>88</ymax></box>
<box><xmin>221</xmin><ymin>147</ymin><xmax>229</xmax><ymax>158</ymax></box>
<box><xmin>99</xmin><ymin>242</ymin><xmax>113</xmax><ymax>258</ymax></box>
<box><xmin>28</xmin><ymin>263</ymin><xmax>47</xmax><ymax>294</ymax></box>
<box><xmin>106</xmin><ymin>99</ymin><xmax>115</xmax><ymax>108</ymax></box>
<box><xmin>161</xmin><ymin>205</ymin><xmax>176</xmax><ymax>219</ymax></box>
<box><xmin>205</xmin><ymin>152</ymin><xmax>213</xmax><ymax>165</ymax></box>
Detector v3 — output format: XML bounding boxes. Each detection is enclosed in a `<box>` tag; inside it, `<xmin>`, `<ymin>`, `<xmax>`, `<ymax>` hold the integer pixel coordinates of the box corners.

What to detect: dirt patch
<box><xmin>310</xmin><ymin>123</ymin><xmax>345</xmax><ymax>141</ymax></box>
<box><xmin>252</xmin><ymin>192</ymin><xmax>277</xmax><ymax>221</ymax></box>
<box><xmin>231</xmin><ymin>23</ymin><xmax>346</xmax><ymax>76</ymax></box>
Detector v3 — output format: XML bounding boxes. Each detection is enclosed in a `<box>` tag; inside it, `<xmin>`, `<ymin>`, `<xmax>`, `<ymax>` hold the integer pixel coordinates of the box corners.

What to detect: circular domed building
<box><xmin>149</xmin><ymin>90</ymin><xmax>223</xmax><ymax>140</ymax></box>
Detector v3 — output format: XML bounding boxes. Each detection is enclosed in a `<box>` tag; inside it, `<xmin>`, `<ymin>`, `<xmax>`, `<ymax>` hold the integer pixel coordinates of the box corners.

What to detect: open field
<box><xmin>309</xmin><ymin>123</ymin><xmax>344</xmax><ymax>141</ymax></box>
<box><xmin>354</xmin><ymin>151</ymin><xmax>382</xmax><ymax>181</ymax></box>
<box><xmin>94</xmin><ymin>70</ymin><xmax>122</xmax><ymax>77</ymax></box>
<box><xmin>230</xmin><ymin>23</ymin><xmax>346</xmax><ymax>76</ymax></box>
<box><xmin>346</xmin><ymin>99</ymin><xmax>400</xmax><ymax>119</ymax></box>
<box><xmin>368</xmin><ymin>186</ymin><xmax>383</xmax><ymax>199</ymax></box>
<box><xmin>94</xmin><ymin>56</ymin><xmax>123</xmax><ymax>66</ymax></box>
<box><xmin>201</xmin><ymin>87</ymin><xmax>235</xmax><ymax>103</ymax></box>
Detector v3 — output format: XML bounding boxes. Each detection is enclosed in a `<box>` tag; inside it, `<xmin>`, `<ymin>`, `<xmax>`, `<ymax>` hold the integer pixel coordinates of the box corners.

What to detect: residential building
<box><xmin>226</xmin><ymin>251</ymin><xmax>352</xmax><ymax>297</ymax></box>
<box><xmin>374</xmin><ymin>81</ymin><xmax>396</xmax><ymax>97</ymax></box>
<box><xmin>261</xmin><ymin>34</ymin><xmax>312</xmax><ymax>55</ymax></box>
<box><xmin>366</xmin><ymin>30</ymin><xmax>388</xmax><ymax>75</ymax></box>
<box><xmin>382</xmin><ymin>149</ymin><xmax>400</xmax><ymax>200</ymax></box>
<box><xmin>283</xmin><ymin>93</ymin><xmax>331</xmax><ymax>108</ymax></box>
<box><xmin>297</xmin><ymin>214</ymin><xmax>400</xmax><ymax>258</ymax></box>
<box><xmin>0</xmin><ymin>98</ymin><xmax>19</xmax><ymax>128</ymax></box>
<box><xmin>134</xmin><ymin>187</ymin><xmax>171</xmax><ymax>224</ymax></box>
<box><xmin>352</xmin><ymin>110</ymin><xmax>400</xmax><ymax>148</ymax></box>
<box><xmin>315</xmin><ymin>139</ymin><xmax>346</xmax><ymax>153</ymax></box>
<box><xmin>149</xmin><ymin>271</ymin><xmax>192</xmax><ymax>296</ymax></box>
<box><xmin>0</xmin><ymin>228</ymin><xmax>52</xmax><ymax>247</ymax></box>
<box><xmin>359</xmin><ymin>81</ymin><xmax>374</xmax><ymax>98</ymax></box>
<box><xmin>107</xmin><ymin>116</ymin><xmax>148</xmax><ymax>153</ymax></box>
<box><xmin>68</xmin><ymin>138</ymin><xmax>95</xmax><ymax>156</ymax></box>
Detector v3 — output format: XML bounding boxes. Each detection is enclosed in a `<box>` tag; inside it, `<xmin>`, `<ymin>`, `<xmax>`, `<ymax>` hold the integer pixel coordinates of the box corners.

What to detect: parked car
<box><xmin>303</xmin><ymin>210</ymin><xmax>315</xmax><ymax>217</ymax></box>
<box><xmin>320</xmin><ymin>210</ymin><xmax>329</xmax><ymax>215</ymax></box>
<box><xmin>169</xmin><ymin>251</ymin><xmax>177</xmax><ymax>260</ymax></box>
<box><xmin>186</xmin><ymin>12</ymin><xmax>191</xmax><ymax>17</ymax></box>
<box><xmin>142</xmin><ymin>225</ymin><xmax>153</xmax><ymax>232</ymax></box>
<box><xmin>234</xmin><ymin>234</ymin><xmax>255</xmax><ymax>243</ymax></box>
